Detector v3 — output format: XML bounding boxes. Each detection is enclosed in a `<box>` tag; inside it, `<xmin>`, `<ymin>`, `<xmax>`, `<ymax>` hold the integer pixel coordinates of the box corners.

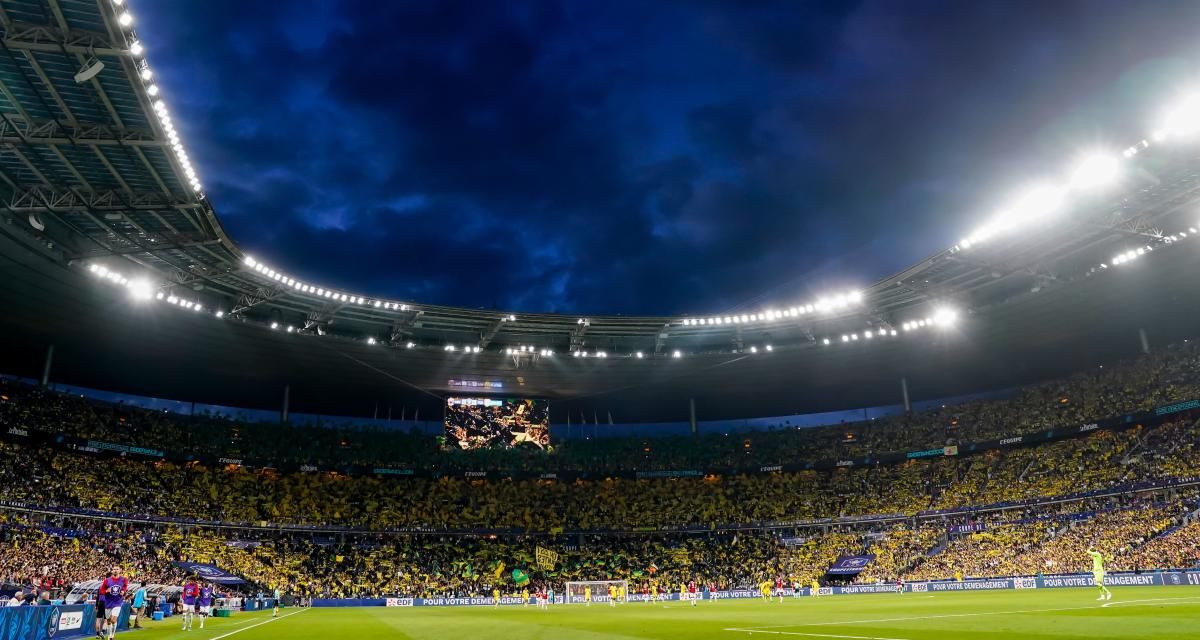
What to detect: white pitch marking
<box><xmin>725</xmin><ymin>630</ymin><xmax>908</xmax><ymax>640</ymax></box>
<box><xmin>210</xmin><ymin>608</ymin><xmax>306</xmax><ymax>640</ymax></box>
<box><xmin>729</xmin><ymin>596</ymin><xmax>1200</xmax><ymax>633</ymax></box>
<box><xmin>1101</xmin><ymin>596</ymin><xmax>1200</xmax><ymax>608</ymax></box>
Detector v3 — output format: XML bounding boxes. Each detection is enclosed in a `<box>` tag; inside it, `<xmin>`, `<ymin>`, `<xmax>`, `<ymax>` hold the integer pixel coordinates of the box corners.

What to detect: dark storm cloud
<box><xmin>137</xmin><ymin>0</ymin><xmax>1200</xmax><ymax>314</ymax></box>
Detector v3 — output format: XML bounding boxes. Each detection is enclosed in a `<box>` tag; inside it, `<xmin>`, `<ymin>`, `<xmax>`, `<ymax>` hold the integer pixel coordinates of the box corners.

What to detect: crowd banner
<box><xmin>826</xmin><ymin>555</ymin><xmax>875</xmax><ymax>575</ymax></box>
<box><xmin>171</xmin><ymin>563</ymin><xmax>246</xmax><ymax>585</ymax></box>
<box><xmin>0</xmin><ymin>604</ymin><xmax>128</xmax><ymax>640</ymax></box>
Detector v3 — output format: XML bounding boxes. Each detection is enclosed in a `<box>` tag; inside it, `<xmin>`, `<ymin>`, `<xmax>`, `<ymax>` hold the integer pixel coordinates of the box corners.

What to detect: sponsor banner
<box><xmin>906</xmin><ymin>447</ymin><xmax>946</xmax><ymax>459</ymax></box>
<box><xmin>634</xmin><ymin>470</ymin><xmax>703</xmax><ymax>478</ymax></box>
<box><xmin>172</xmin><ymin>562</ymin><xmax>246</xmax><ymax>585</ymax></box>
<box><xmin>927</xmin><ymin>579</ymin><xmax>1014</xmax><ymax>592</ymax></box>
<box><xmin>948</xmin><ymin>523</ymin><xmax>987</xmax><ymax>534</ymax></box>
<box><xmin>827</xmin><ymin>555</ymin><xmax>875</xmax><ymax>575</ymax></box>
<box><xmin>0</xmin><ymin>604</ymin><xmax>125</xmax><ymax>640</ymax></box>
<box><xmin>837</xmin><ymin>584</ymin><xmax>901</xmax><ymax>595</ymax></box>
<box><xmin>1013</xmin><ymin>577</ymin><xmax>1037</xmax><ymax>589</ymax></box>
<box><xmin>86</xmin><ymin>440</ymin><xmax>164</xmax><ymax>457</ymax></box>
<box><xmin>780</xmin><ymin>536</ymin><xmax>808</xmax><ymax>546</ymax></box>
<box><xmin>708</xmin><ymin>589</ymin><xmax>759</xmax><ymax>600</ymax></box>
<box><xmin>372</xmin><ymin>468</ymin><xmax>415</xmax><ymax>476</ymax></box>
<box><xmin>311</xmin><ymin>575</ymin><xmax>1200</xmax><ymax>607</ymax></box>
<box><xmin>1155</xmin><ymin>399</ymin><xmax>1200</xmax><ymax>416</ymax></box>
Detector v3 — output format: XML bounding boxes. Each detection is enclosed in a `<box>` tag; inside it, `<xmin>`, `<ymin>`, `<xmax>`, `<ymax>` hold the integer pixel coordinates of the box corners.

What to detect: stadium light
<box><xmin>1159</xmin><ymin>93</ymin><xmax>1200</xmax><ymax>139</ymax></box>
<box><xmin>126</xmin><ymin>279</ymin><xmax>153</xmax><ymax>301</ymax></box>
<box><xmin>749</xmin><ymin>346</ymin><xmax>758</xmax><ymax>354</ymax></box>
<box><xmin>1069</xmin><ymin>153</ymin><xmax>1119</xmax><ymax>190</ymax></box>
<box><xmin>822</xmin><ymin>338</ymin><xmax>830</xmax><ymax>345</ymax></box>
<box><xmin>130</xmin><ymin>41</ymin><xmax>144</xmax><ymax>56</ymax></box>
<box><xmin>367</xmin><ymin>337</ymin><xmax>376</xmax><ymax>345</ymax></box>
<box><xmin>117</xmin><ymin>11</ymin><xmax>133</xmax><ymax>26</ymax></box>
<box><xmin>635</xmin><ymin>351</ymin><xmax>644</xmax><ymax>358</ymax></box>
<box><xmin>933</xmin><ymin>308</ymin><xmax>959</xmax><ymax>327</ymax></box>
<box><xmin>672</xmin><ymin>350</ymin><xmax>682</xmax><ymax>358</ymax></box>
<box><xmin>270</xmin><ymin>322</ymin><xmax>279</xmax><ymax>330</ymax></box>
<box><xmin>215</xmin><ymin>311</ymin><xmax>225</xmax><ymax>318</ymax></box>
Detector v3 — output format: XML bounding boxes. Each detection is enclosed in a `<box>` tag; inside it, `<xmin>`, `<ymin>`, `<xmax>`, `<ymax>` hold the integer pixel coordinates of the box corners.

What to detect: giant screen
<box><xmin>444</xmin><ymin>397</ymin><xmax>550</xmax><ymax>451</ymax></box>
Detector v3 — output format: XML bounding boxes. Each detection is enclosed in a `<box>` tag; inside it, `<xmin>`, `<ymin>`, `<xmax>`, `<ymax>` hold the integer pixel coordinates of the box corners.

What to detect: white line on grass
<box><xmin>210</xmin><ymin>609</ymin><xmax>306</xmax><ymax>640</ymax></box>
<box><xmin>1101</xmin><ymin>596</ymin><xmax>1200</xmax><ymax>608</ymax></box>
<box><xmin>725</xmin><ymin>596</ymin><xmax>1200</xmax><ymax>633</ymax></box>
<box><xmin>724</xmin><ymin>630</ymin><xmax>908</xmax><ymax>640</ymax></box>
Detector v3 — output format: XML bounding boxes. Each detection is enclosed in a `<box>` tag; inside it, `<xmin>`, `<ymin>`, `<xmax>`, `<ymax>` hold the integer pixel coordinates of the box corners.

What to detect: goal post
<box><xmin>564</xmin><ymin>580</ymin><xmax>628</xmax><ymax>604</ymax></box>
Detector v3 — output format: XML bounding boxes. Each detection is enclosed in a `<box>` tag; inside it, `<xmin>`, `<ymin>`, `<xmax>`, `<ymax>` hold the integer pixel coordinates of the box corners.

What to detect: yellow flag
<box><xmin>535</xmin><ymin>546</ymin><xmax>559</xmax><ymax>570</ymax></box>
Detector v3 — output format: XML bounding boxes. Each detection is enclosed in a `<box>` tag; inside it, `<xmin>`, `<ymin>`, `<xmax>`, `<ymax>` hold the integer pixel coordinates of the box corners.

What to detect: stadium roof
<box><xmin>1</xmin><ymin>0</ymin><xmax>1199</xmax><ymax>421</ymax></box>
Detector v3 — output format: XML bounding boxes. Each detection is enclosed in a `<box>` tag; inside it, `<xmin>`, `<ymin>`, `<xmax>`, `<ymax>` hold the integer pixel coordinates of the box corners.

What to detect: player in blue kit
<box><xmin>98</xmin><ymin>567</ymin><xmax>128</xmax><ymax>640</ymax></box>
<box><xmin>197</xmin><ymin>584</ymin><xmax>215</xmax><ymax>629</ymax></box>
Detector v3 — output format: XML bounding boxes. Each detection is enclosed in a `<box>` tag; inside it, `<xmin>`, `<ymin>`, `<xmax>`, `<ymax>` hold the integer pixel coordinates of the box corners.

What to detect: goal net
<box><xmin>565</xmin><ymin>580</ymin><xmax>628</xmax><ymax>604</ymax></box>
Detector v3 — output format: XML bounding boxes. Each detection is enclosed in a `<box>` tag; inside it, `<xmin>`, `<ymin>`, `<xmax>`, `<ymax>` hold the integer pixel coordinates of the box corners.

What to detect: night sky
<box><xmin>136</xmin><ymin>0</ymin><xmax>1200</xmax><ymax>315</ymax></box>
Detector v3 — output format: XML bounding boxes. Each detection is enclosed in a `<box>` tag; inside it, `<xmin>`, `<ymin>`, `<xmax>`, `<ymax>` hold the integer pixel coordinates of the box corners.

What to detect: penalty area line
<box><xmin>210</xmin><ymin>608</ymin><xmax>306</xmax><ymax>640</ymax></box>
<box><xmin>724</xmin><ymin>630</ymin><xmax>908</xmax><ymax>640</ymax></box>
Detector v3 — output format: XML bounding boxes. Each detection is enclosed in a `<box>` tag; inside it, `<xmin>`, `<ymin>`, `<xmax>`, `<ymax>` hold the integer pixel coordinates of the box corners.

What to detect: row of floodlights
<box><xmin>109</xmin><ymin>0</ymin><xmax>202</xmax><ymax>193</ymax></box>
<box><xmin>954</xmin><ymin>93</ymin><xmax>1200</xmax><ymax>253</ymax></box>
<box><xmin>244</xmin><ymin>256</ymin><xmax>410</xmax><ymax>310</ymax></box>
<box><xmin>679</xmin><ymin>290</ymin><xmax>864</xmax><ymax>326</ymax></box>
<box><xmin>1108</xmin><ymin>225</ymin><xmax>1198</xmax><ymax>266</ymax></box>
<box><xmin>88</xmin><ymin>262</ymin><xmax>961</xmax><ymax>357</ymax></box>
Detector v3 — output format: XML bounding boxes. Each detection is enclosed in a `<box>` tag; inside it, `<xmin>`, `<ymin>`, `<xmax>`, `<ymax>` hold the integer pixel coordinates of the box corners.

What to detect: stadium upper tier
<box><xmin>2</xmin><ymin>0</ymin><xmax>1200</xmax><ymax>419</ymax></box>
<box><xmin>2</xmin><ymin>339</ymin><xmax>1198</xmax><ymax>473</ymax></box>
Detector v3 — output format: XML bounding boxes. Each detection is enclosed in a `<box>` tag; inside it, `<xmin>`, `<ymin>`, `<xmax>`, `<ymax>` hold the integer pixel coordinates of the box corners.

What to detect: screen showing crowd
<box><xmin>444</xmin><ymin>397</ymin><xmax>550</xmax><ymax>451</ymax></box>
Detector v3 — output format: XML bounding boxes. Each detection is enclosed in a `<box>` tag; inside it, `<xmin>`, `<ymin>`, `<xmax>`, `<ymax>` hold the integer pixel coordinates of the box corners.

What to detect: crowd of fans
<box><xmin>2</xmin><ymin>340</ymin><xmax>1198</xmax><ymax>473</ymax></box>
<box><xmin>0</xmin><ymin>341</ymin><xmax>1199</xmax><ymax>599</ymax></box>
<box><xmin>0</xmin><ymin>409</ymin><xmax>1196</xmax><ymax>532</ymax></box>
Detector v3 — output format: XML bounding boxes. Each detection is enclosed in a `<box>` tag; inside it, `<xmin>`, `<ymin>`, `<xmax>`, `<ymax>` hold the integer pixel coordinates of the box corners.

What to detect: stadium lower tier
<box><xmin>2</xmin><ymin>484</ymin><xmax>1198</xmax><ymax>600</ymax></box>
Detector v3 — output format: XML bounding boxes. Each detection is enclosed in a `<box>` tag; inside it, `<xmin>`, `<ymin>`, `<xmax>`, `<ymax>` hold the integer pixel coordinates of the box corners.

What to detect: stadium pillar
<box><xmin>1139</xmin><ymin>328</ymin><xmax>1150</xmax><ymax>354</ymax></box>
<box><xmin>281</xmin><ymin>384</ymin><xmax>290</xmax><ymax>423</ymax></box>
<box><xmin>689</xmin><ymin>398</ymin><xmax>697</xmax><ymax>434</ymax></box>
<box><xmin>901</xmin><ymin>377</ymin><xmax>911</xmax><ymax>413</ymax></box>
<box><xmin>40</xmin><ymin>344</ymin><xmax>54</xmax><ymax>387</ymax></box>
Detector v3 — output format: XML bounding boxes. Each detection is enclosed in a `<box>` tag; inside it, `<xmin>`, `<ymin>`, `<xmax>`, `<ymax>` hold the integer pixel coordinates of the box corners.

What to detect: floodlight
<box><xmin>117</xmin><ymin>12</ymin><xmax>133</xmax><ymax>26</ymax></box>
<box><xmin>1070</xmin><ymin>153</ymin><xmax>1119</xmax><ymax>190</ymax></box>
<box><xmin>406</xmin><ymin>342</ymin><xmax>415</xmax><ymax>349</ymax></box>
<box><xmin>215</xmin><ymin>310</ymin><xmax>224</xmax><ymax>318</ymax></box>
<box><xmin>672</xmin><ymin>350</ymin><xmax>681</xmax><ymax>358</ymax></box>
<box><xmin>933</xmin><ymin>308</ymin><xmax>958</xmax><ymax>326</ymax></box>
<box><xmin>635</xmin><ymin>351</ymin><xmax>644</xmax><ymax>358</ymax></box>
<box><xmin>1160</xmin><ymin>94</ymin><xmax>1200</xmax><ymax>138</ymax></box>
<box><xmin>822</xmin><ymin>338</ymin><xmax>830</xmax><ymax>345</ymax></box>
<box><xmin>270</xmin><ymin>322</ymin><xmax>278</xmax><ymax>330</ymax></box>
<box><xmin>749</xmin><ymin>346</ymin><xmax>758</xmax><ymax>353</ymax></box>
<box><xmin>765</xmin><ymin>345</ymin><xmax>773</xmax><ymax>351</ymax></box>
<box><xmin>130</xmin><ymin>41</ymin><xmax>143</xmax><ymax>56</ymax></box>
<box><xmin>367</xmin><ymin>337</ymin><xmax>376</xmax><ymax>345</ymax></box>
<box><xmin>127</xmin><ymin>279</ymin><xmax>153</xmax><ymax>300</ymax></box>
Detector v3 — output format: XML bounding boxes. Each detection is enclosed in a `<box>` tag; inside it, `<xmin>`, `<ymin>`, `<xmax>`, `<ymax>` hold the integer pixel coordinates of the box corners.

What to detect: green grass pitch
<box><xmin>134</xmin><ymin>587</ymin><xmax>1200</xmax><ymax>640</ymax></box>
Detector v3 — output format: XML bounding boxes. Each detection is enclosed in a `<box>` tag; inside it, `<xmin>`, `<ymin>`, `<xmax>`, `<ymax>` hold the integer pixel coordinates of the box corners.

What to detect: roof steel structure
<box><xmin>0</xmin><ymin>0</ymin><xmax>1199</xmax><ymax>420</ymax></box>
